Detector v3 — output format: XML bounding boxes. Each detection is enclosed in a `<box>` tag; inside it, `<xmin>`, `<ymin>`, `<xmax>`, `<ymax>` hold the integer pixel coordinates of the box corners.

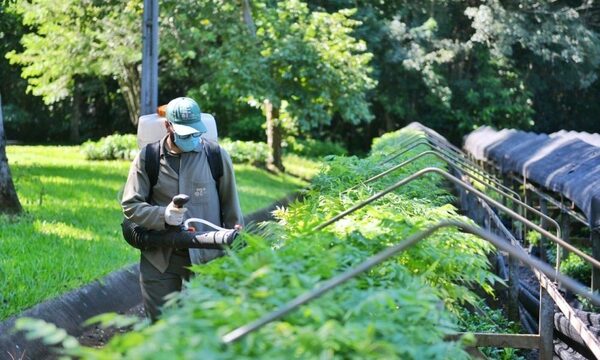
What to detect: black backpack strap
<box><xmin>203</xmin><ymin>139</ymin><xmax>224</xmax><ymax>183</ymax></box>
<box><xmin>203</xmin><ymin>139</ymin><xmax>224</xmax><ymax>224</ymax></box>
<box><xmin>144</xmin><ymin>141</ymin><xmax>161</xmax><ymax>203</ymax></box>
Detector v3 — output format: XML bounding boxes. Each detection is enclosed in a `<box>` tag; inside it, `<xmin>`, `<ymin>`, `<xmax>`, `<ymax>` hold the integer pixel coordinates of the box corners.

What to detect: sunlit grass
<box><xmin>0</xmin><ymin>146</ymin><xmax>315</xmax><ymax>320</ymax></box>
<box><xmin>283</xmin><ymin>153</ymin><xmax>322</xmax><ymax>180</ymax></box>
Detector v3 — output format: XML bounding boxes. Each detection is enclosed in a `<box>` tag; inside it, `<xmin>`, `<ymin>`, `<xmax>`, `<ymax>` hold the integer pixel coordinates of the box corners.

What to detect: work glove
<box><xmin>165</xmin><ymin>201</ymin><xmax>187</xmax><ymax>226</ymax></box>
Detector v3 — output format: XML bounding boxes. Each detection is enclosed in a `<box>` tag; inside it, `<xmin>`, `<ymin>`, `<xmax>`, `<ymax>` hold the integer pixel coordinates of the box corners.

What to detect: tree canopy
<box><xmin>2</xmin><ymin>0</ymin><xmax>599</xmax><ymax>148</ymax></box>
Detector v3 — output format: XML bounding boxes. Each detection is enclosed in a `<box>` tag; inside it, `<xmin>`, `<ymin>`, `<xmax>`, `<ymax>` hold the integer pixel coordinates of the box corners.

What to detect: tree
<box><xmin>6</xmin><ymin>0</ymin><xmax>142</xmax><ymax>127</ymax></box>
<box><xmin>0</xmin><ymin>92</ymin><xmax>22</xmax><ymax>215</ymax></box>
<box><xmin>199</xmin><ymin>0</ymin><xmax>375</xmax><ymax>171</ymax></box>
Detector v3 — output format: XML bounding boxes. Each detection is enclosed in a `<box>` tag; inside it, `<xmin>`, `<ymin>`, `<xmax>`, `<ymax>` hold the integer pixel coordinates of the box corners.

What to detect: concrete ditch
<box><xmin>0</xmin><ymin>191</ymin><xmax>301</xmax><ymax>360</ymax></box>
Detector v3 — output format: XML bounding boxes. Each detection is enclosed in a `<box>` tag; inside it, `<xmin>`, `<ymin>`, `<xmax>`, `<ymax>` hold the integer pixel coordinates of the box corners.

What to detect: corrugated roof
<box><xmin>463</xmin><ymin>126</ymin><xmax>600</xmax><ymax>228</ymax></box>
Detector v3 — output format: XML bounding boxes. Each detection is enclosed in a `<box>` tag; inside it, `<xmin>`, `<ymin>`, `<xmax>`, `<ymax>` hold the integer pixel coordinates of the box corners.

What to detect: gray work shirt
<box><xmin>121</xmin><ymin>136</ymin><xmax>244</xmax><ymax>272</ymax></box>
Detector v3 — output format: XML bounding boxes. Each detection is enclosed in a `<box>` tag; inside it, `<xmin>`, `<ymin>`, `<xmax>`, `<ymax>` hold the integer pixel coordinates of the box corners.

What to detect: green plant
<box><xmin>220</xmin><ymin>138</ymin><xmax>269</xmax><ymax>166</ymax></box>
<box><xmin>81</xmin><ymin>133</ymin><xmax>138</xmax><ymax>161</ymax></box>
<box><xmin>286</xmin><ymin>138</ymin><xmax>348</xmax><ymax>158</ymax></box>
<box><xmin>458</xmin><ymin>302</ymin><xmax>525</xmax><ymax>360</ymax></box>
<box><xmin>560</xmin><ymin>252</ymin><xmax>592</xmax><ymax>286</ymax></box>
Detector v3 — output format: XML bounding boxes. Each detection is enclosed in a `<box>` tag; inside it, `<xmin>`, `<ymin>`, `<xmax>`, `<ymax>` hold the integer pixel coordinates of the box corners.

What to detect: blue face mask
<box><xmin>174</xmin><ymin>133</ymin><xmax>201</xmax><ymax>152</ymax></box>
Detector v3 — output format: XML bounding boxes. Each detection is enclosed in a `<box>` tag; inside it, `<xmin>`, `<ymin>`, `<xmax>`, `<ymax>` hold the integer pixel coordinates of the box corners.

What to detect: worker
<box><xmin>121</xmin><ymin>97</ymin><xmax>243</xmax><ymax>321</ymax></box>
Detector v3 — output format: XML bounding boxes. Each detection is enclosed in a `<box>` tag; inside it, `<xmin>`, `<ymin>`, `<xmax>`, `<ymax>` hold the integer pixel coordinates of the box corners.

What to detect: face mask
<box><xmin>174</xmin><ymin>133</ymin><xmax>201</xmax><ymax>152</ymax></box>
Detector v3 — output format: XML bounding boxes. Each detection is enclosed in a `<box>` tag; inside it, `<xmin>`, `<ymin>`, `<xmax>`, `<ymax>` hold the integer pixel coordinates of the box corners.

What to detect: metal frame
<box><xmin>379</xmin><ymin>137</ymin><xmax>522</xmax><ymax>205</ymax></box>
<box><xmin>357</xmin><ymin>149</ymin><xmax>561</xmax><ymax>242</ymax></box>
<box><xmin>315</xmin><ymin>168</ymin><xmax>594</xmax><ymax>270</ymax></box>
<box><xmin>511</xmin><ymin>175</ymin><xmax>589</xmax><ymax>227</ymax></box>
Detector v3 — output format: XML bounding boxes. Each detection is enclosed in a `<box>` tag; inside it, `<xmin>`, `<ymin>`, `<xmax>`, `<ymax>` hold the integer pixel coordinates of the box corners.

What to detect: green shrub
<box><xmin>220</xmin><ymin>138</ymin><xmax>269</xmax><ymax>166</ymax></box>
<box><xmin>287</xmin><ymin>138</ymin><xmax>347</xmax><ymax>158</ymax></box>
<box><xmin>459</xmin><ymin>301</ymin><xmax>525</xmax><ymax>360</ymax></box>
<box><xmin>81</xmin><ymin>134</ymin><xmax>138</xmax><ymax>160</ymax></box>
<box><xmin>561</xmin><ymin>252</ymin><xmax>591</xmax><ymax>285</ymax></box>
<box><xmin>227</xmin><ymin>113</ymin><xmax>266</xmax><ymax>142</ymax></box>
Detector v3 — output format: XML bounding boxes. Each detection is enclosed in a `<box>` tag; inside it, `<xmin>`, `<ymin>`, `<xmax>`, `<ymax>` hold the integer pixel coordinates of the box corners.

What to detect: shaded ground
<box><xmin>77</xmin><ymin>303</ymin><xmax>145</xmax><ymax>348</ymax></box>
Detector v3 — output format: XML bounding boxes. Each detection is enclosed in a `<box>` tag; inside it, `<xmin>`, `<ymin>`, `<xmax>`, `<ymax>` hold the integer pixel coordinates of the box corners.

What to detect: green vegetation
<box><xmin>81</xmin><ymin>134</ymin><xmax>137</xmax><ymax>161</ymax></box>
<box><xmin>0</xmin><ymin>146</ymin><xmax>313</xmax><ymax>320</ymax></box>
<box><xmin>3</xmin><ymin>1</ymin><xmax>599</xmax><ymax>150</ymax></box>
<box><xmin>459</xmin><ymin>301</ymin><xmax>525</xmax><ymax>360</ymax></box>
<box><xmin>286</xmin><ymin>138</ymin><xmax>347</xmax><ymax>158</ymax></box>
<box><xmin>220</xmin><ymin>139</ymin><xmax>269</xmax><ymax>167</ymax></box>
<box><xmin>32</xmin><ymin>129</ymin><xmax>505</xmax><ymax>358</ymax></box>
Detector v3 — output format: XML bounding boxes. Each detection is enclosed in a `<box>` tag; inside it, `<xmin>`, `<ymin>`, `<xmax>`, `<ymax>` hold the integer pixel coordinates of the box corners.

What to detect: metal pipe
<box><xmin>222</xmin><ymin>220</ymin><xmax>600</xmax><ymax>344</ymax></box>
<box><xmin>337</xmin><ymin>157</ymin><xmax>560</xmax><ymax>250</ymax></box>
<box><xmin>314</xmin><ymin>168</ymin><xmax>597</xmax><ymax>270</ymax></box>
<box><xmin>363</xmin><ymin>150</ymin><xmax>522</xmax><ymax>203</ymax></box>
<box><xmin>382</xmin><ymin>138</ymin><xmax>519</xmax><ymax>200</ymax></box>
<box><xmin>511</xmin><ymin>175</ymin><xmax>589</xmax><ymax>227</ymax></box>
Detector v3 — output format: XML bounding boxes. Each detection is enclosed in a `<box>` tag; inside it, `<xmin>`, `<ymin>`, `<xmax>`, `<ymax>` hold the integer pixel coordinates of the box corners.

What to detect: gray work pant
<box><xmin>139</xmin><ymin>251</ymin><xmax>192</xmax><ymax>321</ymax></box>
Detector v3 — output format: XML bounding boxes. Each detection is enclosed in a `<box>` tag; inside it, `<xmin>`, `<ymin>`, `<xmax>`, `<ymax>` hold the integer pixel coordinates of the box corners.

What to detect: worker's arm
<box><xmin>121</xmin><ymin>150</ymin><xmax>167</xmax><ymax>230</ymax></box>
<box><xmin>218</xmin><ymin>148</ymin><xmax>244</xmax><ymax>229</ymax></box>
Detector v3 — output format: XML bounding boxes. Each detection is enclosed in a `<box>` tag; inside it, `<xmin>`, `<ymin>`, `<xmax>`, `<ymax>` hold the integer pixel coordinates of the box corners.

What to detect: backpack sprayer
<box><xmin>121</xmin><ymin>107</ymin><xmax>240</xmax><ymax>251</ymax></box>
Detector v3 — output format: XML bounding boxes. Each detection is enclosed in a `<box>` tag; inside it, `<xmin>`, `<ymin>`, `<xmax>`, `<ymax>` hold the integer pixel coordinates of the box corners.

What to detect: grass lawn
<box><xmin>0</xmin><ymin>146</ymin><xmax>317</xmax><ymax>320</ymax></box>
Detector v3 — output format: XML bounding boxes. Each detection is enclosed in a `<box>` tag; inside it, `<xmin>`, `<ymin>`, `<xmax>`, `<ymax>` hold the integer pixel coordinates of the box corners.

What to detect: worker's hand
<box><xmin>234</xmin><ymin>224</ymin><xmax>243</xmax><ymax>231</ymax></box>
<box><xmin>165</xmin><ymin>201</ymin><xmax>187</xmax><ymax>226</ymax></box>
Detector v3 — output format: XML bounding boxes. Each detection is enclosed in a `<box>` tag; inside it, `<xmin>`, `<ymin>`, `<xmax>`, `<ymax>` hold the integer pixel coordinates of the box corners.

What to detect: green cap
<box><xmin>166</xmin><ymin>97</ymin><xmax>207</xmax><ymax>135</ymax></box>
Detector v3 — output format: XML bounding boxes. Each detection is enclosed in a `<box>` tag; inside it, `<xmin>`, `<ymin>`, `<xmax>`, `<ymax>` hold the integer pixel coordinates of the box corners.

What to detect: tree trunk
<box><xmin>0</xmin><ymin>93</ymin><xmax>23</xmax><ymax>215</ymax></box>
<box><xmin>384</xmin><ymin>112</ymin><xmax>394</xmax><ymax>131</ymax></box>
<box><xmin>118</xmin><ymin>62</ymin><xmax>141</xmax><ymax>127</ymax></box>
<box><xmin>264</xmin><ymin>99</ymin><xmax>284</xmax><ymax>172</ymax></box>
<box><xmin>241</xmin><ymin>0</ymin><xmax>256</xmax><ymax>36</ymax></box>
<box><xmin>70</xmin><ymin>80</ymin><xmax>81</xmax><ymax>144</ymax></box>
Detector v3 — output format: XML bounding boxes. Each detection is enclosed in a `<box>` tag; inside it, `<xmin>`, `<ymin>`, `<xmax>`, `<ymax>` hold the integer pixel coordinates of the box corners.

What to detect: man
<box><xmin>121</xmin><ymin>97</ymin><xmax>243</xmax><ymax>321</ymax></box>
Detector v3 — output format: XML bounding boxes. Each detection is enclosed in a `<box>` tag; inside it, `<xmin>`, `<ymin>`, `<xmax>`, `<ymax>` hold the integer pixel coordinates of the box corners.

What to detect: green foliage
<box><xmin>226</xmin><ymin>113</ymin><xmax>266</xmax><ymax>142</ymax></box>
<box><xmin>286</xmin><ymin>138</ymin><xmax>347</xmax><ymax>158</ymax></box>
<box><xmin>220</xmin><ymin>138</ymin><xmax>269</xmax><ymax>166</ymax></box>
<box><xmin>458</xmin><ymin>301</ymin><xmax>525</xmax><ymax>360</ymax></box>
<box><xmin>4</xmin><ymin>0</ymin><xmax>600</xmax><ymax>148</ymax></box>
<box><xmin>81</xmin><ymin>133</ymin><xmax>138</xmax><ymax>161</ymax></box>
<box><xmin>198</xmin><ymin>0</ymin><xmax>376</xmax><ymax>131</ymax></box>
<box><xmin>560</xmin><ymin>252</ymin><xmax>591</xmax><ymax>286</ymax></box>
<box><xmin>282</xmin><ymin>154</ymin><xmax>322</xmax><ymax>180</ymax></box>
<box><xmin>15</xmin><ymin>318</ymin><xmax>80</xmax><ymax>349</ymax></box>
<box><xmin>45</xmin><ymin>129</ymin><xmax>498</xmax><ymax>358</ymax></box>
<box><xmin>6</xmin><ymin>0</ymin><xmax>142</xmax><ymax>125</ymax></box>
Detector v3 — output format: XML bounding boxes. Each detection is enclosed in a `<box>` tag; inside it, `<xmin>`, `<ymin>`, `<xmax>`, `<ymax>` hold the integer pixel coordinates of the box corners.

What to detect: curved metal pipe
<box><xmin>221</xmin><ymin>220</ymin><xmax>600</xmax><ymax>344</ymax></box>
<box><xmin>315</xmin><ymin>167</ymin><xmax>596</xmax><ymax>270</ymax></box>
<box><xmin>380</xmin><ymin>138</ymin><xmax>513</xmax><ymax>200</ymax></box>
<box><xmin>382</xmin><ymin>138</ymin><xmax>506</xmax><ymax>190</ymax></box>
<box><xmin>356</xmin><ymin>150</ymin><xmax>560</xmax><ymax>240</ymax></box>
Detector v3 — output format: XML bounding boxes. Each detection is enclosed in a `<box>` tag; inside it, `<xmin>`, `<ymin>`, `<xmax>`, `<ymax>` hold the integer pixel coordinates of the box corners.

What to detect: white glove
<box><xmin>165</xmin><ymin>202</ymin><xmax>187</xmax><ymax>226</ymax></box>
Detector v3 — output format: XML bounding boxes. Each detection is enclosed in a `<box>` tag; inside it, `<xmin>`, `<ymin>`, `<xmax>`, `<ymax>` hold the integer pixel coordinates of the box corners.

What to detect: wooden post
<box><xmin>508</xmin><ymin>254</ymin><xmax>520</xmax><ymax>323</ymax></box>
<box><xmin>141</xmin><ymin>0</ymin><xmax>158</xmax><ymax>116</ymax></box>
<box><xmin>593</xmin><ymin>228</ymin><xmax>600</xmax><ymax>292</ymax></box>
<box><xmin>539</xmin><ymin>288</ymin><xmax>554</xmax><ymax>360</ymax></box>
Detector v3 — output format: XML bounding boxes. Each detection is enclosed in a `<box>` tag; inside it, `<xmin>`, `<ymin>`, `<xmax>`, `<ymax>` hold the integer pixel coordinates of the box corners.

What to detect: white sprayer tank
<box><xmin>137</xmin><ymin>113</ymin><xmax>218</xmax><ymax>149</ymax></box>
